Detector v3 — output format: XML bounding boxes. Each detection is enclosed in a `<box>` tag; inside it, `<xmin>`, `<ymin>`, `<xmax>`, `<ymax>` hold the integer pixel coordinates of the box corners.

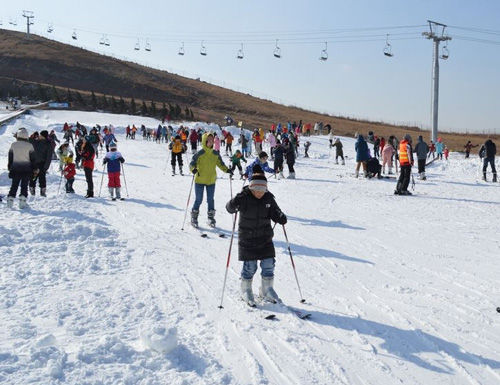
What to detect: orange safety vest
<box><xmin>399</xmin><ymin>140</ymin><xmax>411</xmax><ymax>166</ymax></box>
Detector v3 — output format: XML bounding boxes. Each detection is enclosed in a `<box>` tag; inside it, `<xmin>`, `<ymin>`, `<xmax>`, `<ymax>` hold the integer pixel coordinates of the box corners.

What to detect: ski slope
<box><xmin>1</xmin><ymin>110</ymin><xmax>499</xmax><ymax>385</ymax></box>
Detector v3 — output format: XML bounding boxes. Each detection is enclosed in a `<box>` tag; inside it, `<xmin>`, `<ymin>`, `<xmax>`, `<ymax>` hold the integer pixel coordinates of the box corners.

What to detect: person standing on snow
<box><xmin>331</xmin><ymin>138</ymin><xmax>345</xmax><ymax>165</ymax></box>
<box><xmin>395</xmin><ymin>134</ymin><xmax>414</xmax><ymax>195</ymax></box>
<box><xmin>436</xmin><ymin>138</ymin><xmax>444</xmax><ymax>160</ymax></box>
<box><xmin>103</xmin><ymin>141</ymin><xmax>125</xmax><ymax>200</ymax></box>
<box><xmin>414</xmin><ymin>135</ymin><xmax>429</xmax><ymax>180</ymax></box>
<box><xmin>479</xmin><ymin>139</ymin><xmax>497</xmax><ymax>182</ymax></box>
<box><xmin>29</xmin><ymin>130</ymin><xmax>54</xmax><ymax>197</ymax></box>
<box><xmin>464</xmin><ymin>141</ymin><xmax>478</xmax><ymax>159</ymax></box>
<box><xmin>169</xmin><ymin>135</ymin><xmax>187</xmax><ymax>176</ymax></box>
<box><xmin>354</xmin><ymin>134</ymin><xmax>369</xmax><ymax>178</ymax></box>
<box><xmin>80</xmin><ymin>135</ymin><xmax>96</xmax><ymax>198</ymax></box>
<box><xmin>189</xmin><ymin>132</ymin><xmax>231</xmax><ymax>228</ymax></box>
<box><xmin>6</xmin><ymin>128</ymin><xmax>37</xmax><ymax>209</ymax></box>
<box><xmin>244</xmin><ymin>151</ymin><xmax>275</xmax><ymax>180</ymax></box>
<box><xmin>226</xmin><ymin>169</ymin><xmax>288</xmax><ymax>307</ymax></box>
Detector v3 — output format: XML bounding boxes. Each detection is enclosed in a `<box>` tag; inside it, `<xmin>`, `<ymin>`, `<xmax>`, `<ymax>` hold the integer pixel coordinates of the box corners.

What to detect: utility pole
<box><xmin>22</xmin><ymin>10</ymin><xmax>34</xmax><ymax>40</ymax></box>
<box><xmin>422</xmin><ymin>20</ymin><xmax>452</xmax><ymax>143</ymax></box>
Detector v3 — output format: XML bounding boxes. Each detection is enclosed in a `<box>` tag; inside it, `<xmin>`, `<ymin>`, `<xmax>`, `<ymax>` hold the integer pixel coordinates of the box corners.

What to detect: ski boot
<box><xmin>341</xmin><ymin>159</ymin><xmax>345</xmax><ymax>165</ymax></box>
<box><xmin>286</xmin><ymin>172</ymin><xmax>296</xmax><ymax>179</ymax></box>
<box><xmin>116</xmin><ymin>187</ymin><xmax>124</xmax><ymax>200</ymax></box>
<box><xmin>259</xmin><ymin>276</ymin><xmax>279</xmax><ymax>303</ymax></box>
<box><xmin>29</xmin><ymin>187</ymin><xmax>35</xmax><ymax>196</ymax></box>
<box><xmin>241</xmin><ymin>278</ymin><xmax>256</xmax><ymax>307</ymax></box>
<box><xmin>191</xmin><ymin>209</ymin><xmax>199</xmax><ymax>228</ymax></box>
<box><xmin>208</xmin><ymin>210</ymin><xmax>216</xmax><ymax>227</ymax></box>
<box><xmin>355</xmin><ymin>171</ymin><xmax>359</xmax><ymax>178</ymax></box>
<box><xmin>40</xmin><ymin>188</ymin><xmax>47</xmax><ymax>197</ymax></box>
<box><xmin>19</xmin><ymin>196</ymin><xmax>29</xmax><ymax>209</ymax></box>
<box><xmin>482</xmin><ymin>173</ymin><xmax>487</xmax><ymax>182</ymax></box>
<box><xmin>180</xmin><ymin>167</ymin><xmax>184</xmax><ymax>176</ymax></box>
<box><xmin>172</xmin><ymin>167</ymin><xmax>176</xmax><ymax>176</ymax></box>
<box><xmin>85</xmin><ymin>191</ymin><xmax>94</xmax><ymax>198</ymax></box>
<box><xmin>7</xmin><ymin>196</ymin><xmax>14</xmax><ymax>209</ymax></box>
<box><xmin>493</xmin><ymin>173</ymin><xmax>498</xmax><ymax>183</ymax></box>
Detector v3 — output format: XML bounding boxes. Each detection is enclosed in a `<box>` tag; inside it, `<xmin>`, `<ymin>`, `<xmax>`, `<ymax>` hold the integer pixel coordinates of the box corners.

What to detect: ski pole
<box><xmin>181</xmin><ymin>173</ymin><xmax>196</xmax><ymax>230</ymax></box>
<box><xmin>282</xmin><ymin>224</ymin><xmax>306</xmax><ymax>303</ymax></box>
<box><xmin>218</xmin><ymin>211</ymin><xmax>238</xmax><ymax>309</ymax></box>
<box><xmin>411</xmin><ymin>172</ymin><xmax>415</xmax><ymax>191</ymax></box>
<box><xmin>98</xmin><ymin>164</ymin><xmax>106</xmax><ymax>197</ymax></box>
<box><xmin>229</xmin><ymin>171</ymin><xmax>233</xmax><ymax>199</ymax></box>
<box><xmin>121</xmin><ymin>163</ymin><xmax>129</xmax><ymax>197</ymax></box>
<box><xmin>163</xmin><ymin>151</ymin><xmax>171</xmax><ymax>175</ymax></box>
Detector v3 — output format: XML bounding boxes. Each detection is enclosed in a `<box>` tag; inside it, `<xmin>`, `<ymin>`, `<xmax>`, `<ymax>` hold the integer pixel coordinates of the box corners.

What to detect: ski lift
<box><xmin>440</xmin><ymin>42</ymin><xmax>449</xmax><ymax>60</ymax></box>
<box><xmin>72</xmin><ymin>29</ymin><xmax>78</xmax><ymax>40</ymax></box>
<box><xmin>200</xmin><ymin>40</ymin><xmax>207</xmax><ymax>56</ymax></box>
<box><xmin>178</xmin><ymin>42</ymin><xmax>185</xmax><ymax>56</ymax></box>
<box><xmin>47</xmin><ymin>23</ymin><xmax>53</xmax><ymax>33</ymax></box>
<box><xmin>383</xmin><ymin>34</ymin><xmax>393</xmax><ymax>57</ymax></box>
<box><xmin>99</xmin><ymin>35</ymin><xmax>105</xmax><ymax>45</ymax></box>
<box><xmin>104</xmin><ymin>35</ymin><xmax>110</xmax><ymax>46</ymax></box>
<box><xmin>9</xmin><ymin>18</ymin><xmax>17</xmax><ymax>26</ymax></box>
<box><xmin>145</xmin><ymin>39</ymin><xmax>151</xmax><ymax>52</ymax></box>
<box><xmin>134</xmin><ymin>39</ymin><xmax>140</xmax><ymax>51</ymax></box>
<box><xmin>273</xmin><ymin>39</ymin><xmax>281</xmax><ymax>58</ymax></box>
<box><xmin>319</xmin><ymin>42</ymin><xmax>328</xmax><ymax>61</ymax></box>
<box><xmin>0</xmin><ymin>19</ymin><xmax>2</xmax><ymax>26</ymax></box>
<box><xmin>237</xmin><ymin>43</ymin><xmax>244</xmax><ymax>59</ymax></box>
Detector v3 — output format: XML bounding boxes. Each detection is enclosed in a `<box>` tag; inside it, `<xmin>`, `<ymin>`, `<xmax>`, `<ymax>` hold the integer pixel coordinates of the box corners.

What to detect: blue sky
<box><xmin>2</xmin><ymin>0</ymin><xmax>500</xmax><ymax>134</ymax></box>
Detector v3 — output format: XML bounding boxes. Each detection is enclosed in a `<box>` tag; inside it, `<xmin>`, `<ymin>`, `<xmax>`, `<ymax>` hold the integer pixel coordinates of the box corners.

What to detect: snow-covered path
<box><xmin>1</xmin><ymin>111</ymin><xmax>499</xmax><ymax>384</ymax></box>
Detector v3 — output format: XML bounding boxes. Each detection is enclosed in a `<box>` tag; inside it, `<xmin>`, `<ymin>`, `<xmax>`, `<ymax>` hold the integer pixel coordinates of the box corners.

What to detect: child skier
<box><xmin>244</xmin><ymin>151</ymin><xmax>275</xmax><ymax>180</ymax></box>
<box><xmin>226</xmin><ymin>167</ymin><xmax>288</xmax><ymax>307</ymax></box>
<box><xmin>331</xmin><ymin>138</ymin><xmax>345</xmax><ymax>165</ymax></box>
<box><xmin>304</xmin><ymin>141</ymin><xmax>311</xmax><ymax>158</ymax></box>
<box><xmin>63</xmin><ymin>154</ymin><xmax>76</xmax><ymax>193</ymax></box>
<box><xmin>230</xmin><ymin>150</ymin><xmax>247</xmax><ymax>179</ymax></box>
<box><xmin>273</xmin><ymin>140</ymin><xmax>285</xmax><ymax>179</ymax></box>
<box><xmin>103</xmin><ymin>141</ymin><xmax>125</xmax><ymax>200</ymax></box>
<box><xmin>169</xmin><ymin>135</ymin><xmax>187</xmax><ymax>175</ymax></box>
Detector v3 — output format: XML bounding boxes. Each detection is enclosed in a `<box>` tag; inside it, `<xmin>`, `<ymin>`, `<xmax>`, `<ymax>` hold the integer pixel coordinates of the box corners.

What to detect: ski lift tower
<box><xmin>422</xmin><ymin>20</ymin><xmax>452</xmax><ymax>143</ymax></box>
<box><xmin>22</xmin><ymin>10</ymin><xmax>34</xmax><ymax>40</ymax></box>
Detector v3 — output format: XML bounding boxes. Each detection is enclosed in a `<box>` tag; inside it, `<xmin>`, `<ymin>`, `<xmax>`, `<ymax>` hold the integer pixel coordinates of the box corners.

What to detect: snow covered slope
<box><xmin>1</xmin><ymin>111</ymin><xmax>499</xmax><ymax>384</ymax></box>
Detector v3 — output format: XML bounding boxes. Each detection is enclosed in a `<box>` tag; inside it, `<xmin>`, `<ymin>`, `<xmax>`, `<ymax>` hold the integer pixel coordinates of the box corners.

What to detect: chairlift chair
<box><xmin>0</xmin><ymin>19</ymin><xmax>2</xmax><ymax>26</ymax></box>
<box><xmin>178</xmin><ymin>42</ymin><xmax>185</xmax><ymax>56</ymax></box>
<box><xmin>145</xmin><ymin>39</ymin><xmax>151</xmax><ymax>52</ymax></box>
<box><xmin>383</xmin><ymin>34</ymin><xmax>393</xmax><ymax>57</ymax></box>
<box><xmin>47</xmin><ymin>23</ymin><xmax>53</xmax><ymax>33</ymax></box>
<box><xmin>72</xmin><ymin>30</ymin><xmax>78</xmax><ymax>40</ymax></box>
<box><xmin>440</xmin><ymin>45</ymin><xmax>449</xmax><ymax>60</ymax></box>
<box><xmin>237</xmin><ymin>43</ymin><xmax>244</xmax><ymax>59</ymax></box>
<box><xmin>319</xmin><ymin>42</ymin><xmax>328</xmax><ymax>61</ymax></box>
<box><xmin>99</xmin><ymin>35</ymin><xmax>105</xmax><ymax>45</ymax></box>
<box><xmin>104</xmin><ymin>36</ymin><xmax>110</xmax><ymax>46</ymax></box>
<box><xmin>200</xmin><ymin>41</ymin><xmax>207</xmax><ymax>56</ymax></box>
<box><xmin>134</xmin><ymin>39</ymin><xmax>140</xmax><ymax>51</ymax></box>
<box><xmin>273</xmin><ymin>39</ymin><xmax>281</xmax><ymax>58</ymax></box>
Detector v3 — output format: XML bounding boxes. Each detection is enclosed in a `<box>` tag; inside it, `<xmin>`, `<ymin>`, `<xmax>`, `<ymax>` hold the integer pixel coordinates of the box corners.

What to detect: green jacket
<box><xmin>190</xmin><ymin>133</ymin><xmax>229</xmax><ymax>185</ymax></box>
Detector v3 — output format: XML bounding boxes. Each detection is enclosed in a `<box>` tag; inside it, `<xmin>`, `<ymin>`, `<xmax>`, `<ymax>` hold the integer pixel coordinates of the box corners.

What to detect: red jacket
<box><xmin>63</xmin><ymin>163</ymin><xmax>76</xmax><ymax>179</ymax></box>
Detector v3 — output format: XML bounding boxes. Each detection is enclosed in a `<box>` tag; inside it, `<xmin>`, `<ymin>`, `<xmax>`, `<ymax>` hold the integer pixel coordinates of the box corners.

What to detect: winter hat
<box><xmin>40</xmin><ymin>130</ymin><xmax>49</xmax><ymax>138</ymax></box>
<box><xmin>404</xmin><ymin>134</ymin><xmax>412</xmax><ymax>142</ymax></box>
<box><xmin>252</xmin><ymin>164</ymin><xmax>264</xmax><ymax>175</ymax></box>
<box><xmin>259</xmin><ymin>151</ymin><xmax>268</xmax><ymax>159</ymax></box>
<box><xmin>110</xmin><ymin>141</ymin><xmax>117</xmax><ymax>149</ymax></box>
<box><xmin>249</xmin><ymin>174</ymin><xmax>268</xmax><ymax>192</ymax></box>
<box><xmin>16</xmin><ymin>127</ymin><xmax>29</xmax><ymax>140</ymax></box>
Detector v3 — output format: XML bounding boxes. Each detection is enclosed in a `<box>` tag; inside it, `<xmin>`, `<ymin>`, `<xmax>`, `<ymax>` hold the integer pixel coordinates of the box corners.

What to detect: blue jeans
<box><xmin>192</xmin><ymin>183</ymin><xmax>215</xmax><ymax>211</ymax></box>
<box><xmin>241</xmin><ymin>258</ymin><xmax>275</xmax><ymax>279</ymax></box>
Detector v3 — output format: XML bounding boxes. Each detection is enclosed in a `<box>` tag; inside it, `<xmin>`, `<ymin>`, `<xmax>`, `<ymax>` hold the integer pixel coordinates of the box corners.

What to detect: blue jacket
<box><xmin>104</xmin><ymin>151</ymin><xmax>125</xmax><ymax>173</ymax></box>
<box><xmin>245</xmin><ymin>158</ymin><xmax>275</xmax><ymax>180</ymax></box>
<box><xmin>355</xmin><ymin>135</ymin><xmax>369</xmax><ymax>162</ymax></box>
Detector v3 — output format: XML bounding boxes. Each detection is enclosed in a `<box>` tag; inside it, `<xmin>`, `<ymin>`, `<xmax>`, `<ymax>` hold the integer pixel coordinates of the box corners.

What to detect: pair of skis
<box><xmin>193</xmin><ymin>224</ymin><xmax>226</xmax><ymax>238</ymax></box>
<box><xmin>247</xmin><ymin>300</ymin><xmax>311</xmax><ymax>320</ymax></box>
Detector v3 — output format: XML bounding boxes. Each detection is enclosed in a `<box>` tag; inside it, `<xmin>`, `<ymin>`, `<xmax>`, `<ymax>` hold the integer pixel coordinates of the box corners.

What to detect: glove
<box><xmin>278</xmin><ymin>212</ymin><xmax>287</xmax><ymax>225</ymax></box>
<box><xmin>192</xmin><ymin>167</ymin><xmax>198</xmax><ymax>174</ymax></box>
<box><xmin>228</xmin><ymin>169</ymin><xmax>233</xmax><ymax>176</ymax></box>
<box><xmin>242</xmin><ymin>174</ymin><xmax>248</xmax><ymax>180</ymax></box>
<box><xmin>103</xmin><ymin>159</ymin><xmax>108</xmax><ymax>165</ymax></box>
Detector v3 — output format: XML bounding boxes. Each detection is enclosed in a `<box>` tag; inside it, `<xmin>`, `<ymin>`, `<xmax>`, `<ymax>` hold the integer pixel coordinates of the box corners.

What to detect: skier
<box><xmin>6</xmin><ymin>127</ymin><xmax>37</xmax><ymax>209</ymax></box>
<box><xmin>229</xmin><ymin>150</ymin><xmax>247</xmax><ymax>179</ymax></box>
<box><xmin>284</xmin><ymin>139</ymin><xmax>296</xmax><ymax>179</ymax></box>
<box><xmin>244</xmin><ymin>151</ymin><xmax>275</xmax><ymax>180</ymax></box>
<box><xmin>29</xmin><ymin>130</ymin><xmax>54</xmax><ymax>197</ymax></box>
<box><xmin>331</xmin><ymin>138</ymin><xmax>345</xmax><ymax>165</ymax></box>
<box><xmin>226</xmin><ymin>168</ymin><xmax>288</xmax><ymax>306</ymax></box>
<box><xmin>479</xmin><ymin>139</ymin><xmax>497</xmax><ymax>182</ymax></box>
<box><xmin>103</xmin><ymin>141</ymin><xmax>125</xmax><ymax>200</ymax></box>
<box><xmin>381</xmin><ymin>140</ymin><xmax>394</xmax><ymax>174</ymax></box>
<box><xmin>436</xmin><ymin>138</ymin><xmax>444</xmax><ymax>160</ymax></box>
<box><xmin>304</xmin><ymin>141</ymin><xmax>311</xmax><ymax>158</ymax></box>
<box><xmin>80</xmin><ymin>135</ymin><xmax>96</xmax><ymax>198</ymax></box>
<box><xmin>169</xmin><ymin>135</ymin><xmax>187</xmax><ymax>175</ymax></box>
<box><xmin>62</xmin><ymin>154</ymin><xmax>76</xmax><ymax>193</ymax></box>
<box><xmin>273</xmin><ymin>140</ymin><xmax>285</xmax><ymax>179</ymax></box>
<box><xmin>464</xmin><ymin>141</ymin><xmax>478</xmax><ymax>159</ymax></box>
<box><xmin>189</xmin><ymin>133</ymin><xmax>231</xmax><ymax>228</ymax></box>
<box><xmin>354</xmin><ymin>134</ymin><xmax>369</xmax><ymax>178</ymax></box>
<box><xmin>394</xmin><ymin>134</ymin><xmax>414</xmax><ymax>195</ymax></box>
<box><xmin>414</xmin><ymin>135</ymin><xmax>429</xmax><ymax>180</ymax></box>
<box><xmin>56</xmin><ymin>142</ymin><xmax>74</xmax><ymax>172</ymax></box>
<box><xmin>225</xmin><ymin>132</ymin><xmax>234</xmax><ymax>156</ymax></box>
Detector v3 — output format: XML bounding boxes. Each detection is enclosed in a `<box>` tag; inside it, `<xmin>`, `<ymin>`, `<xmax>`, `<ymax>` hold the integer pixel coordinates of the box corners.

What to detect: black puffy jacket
<box><xmin>226</xmin><ymin>187</ymin><xmax>287</xmax><ymax>261</ymax></box>
<box><xmin>479</xmin><ymin>140</ymin><xmax>497</xmax><ymax>158</ymax></box>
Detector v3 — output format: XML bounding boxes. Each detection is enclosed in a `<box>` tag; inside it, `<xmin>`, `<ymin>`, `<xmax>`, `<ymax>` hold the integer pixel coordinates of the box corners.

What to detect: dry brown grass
<box><xmin>0</xmin><ymin>28</ymin><xmax>497</xmax><ymax>153</ymax></box>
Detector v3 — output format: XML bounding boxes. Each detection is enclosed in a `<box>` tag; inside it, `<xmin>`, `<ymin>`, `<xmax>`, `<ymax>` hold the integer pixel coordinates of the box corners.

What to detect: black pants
<box><xmin>274</xmin><ymin>159</ymin><xmax>284</xmax><ymax>173</ymax></box>
<box><xmin>287</xmin><ymin>163</ymin><xmax>295</xmax><ymax>173</ymax></box>
<box><xmin>483</xmin><ymin>157</ymin><xmax>497</xmax><ymax>174</ymax></box>
<box><xmin>171</xmin><ymin>153</ymin><xmax>183</xmax><ymax>168</ymax></box>
<box><xmin>417</xmin><ymin>159</ymin><xmax>426</xmax><ymax>174</ymax></box>
<box><xmin>30</xmin><ymin>162</ymin><xmax>47</xmax><ymax>188</ymax></box>
<box><xmin>84</xmin><ymin>167</ymin><xmax>94</xmax><ymax>194</ymax></box>
<box><xmin>65</xmin><ymin>178</ymin><xmax>75</xmax><ymax>192</ymax></box>
<box><xmin>231</xmin><ymin>163</ymin><xmax>243</xmax><ymax>174</ymax></box>
<box><xmin>9</xmin><ymin>173</ymin><xmax>31</xmax><ymax>198</ymax></box>
<box><xmin>397</xmin><ymin>165</ymin><xmax>412</xmax><ymax>192</ymax></box>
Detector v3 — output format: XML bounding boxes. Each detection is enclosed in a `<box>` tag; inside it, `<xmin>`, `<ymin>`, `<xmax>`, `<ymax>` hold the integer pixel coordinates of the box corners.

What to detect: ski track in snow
<box><xmin>1</xmin><ymin>110</ymin><xmax>500</xmax><ymax>384</ymax></box>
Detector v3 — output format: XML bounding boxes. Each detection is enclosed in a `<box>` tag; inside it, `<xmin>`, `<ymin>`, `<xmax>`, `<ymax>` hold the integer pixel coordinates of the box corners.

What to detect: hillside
<box><xmin>0</xmin><ymin>28</ymin><xmax>496</xmax><ymax>151</ymax></box>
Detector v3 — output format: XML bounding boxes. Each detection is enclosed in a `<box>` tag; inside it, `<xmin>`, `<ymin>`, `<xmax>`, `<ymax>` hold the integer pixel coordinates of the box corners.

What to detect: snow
<box><xmin>1</xmin><ymin>110</ymin><xmax>500</xmax><ymax>385</ymax></box>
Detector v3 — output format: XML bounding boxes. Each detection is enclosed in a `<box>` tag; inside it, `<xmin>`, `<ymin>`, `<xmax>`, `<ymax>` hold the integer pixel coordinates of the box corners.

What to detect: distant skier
<box><xmin>479</xmin><ymin>139</ymin><xmax>497</xmax><ymax>182</ymax></box>
<box><xmin>80</xmin><ymin>135</ymin><xmax>96</xmax><ymax>198</ymax></box>
<box><xmin>226</xmin><ymin>167</ymin><xmax>288</xmax><ymax>307</ymax></box>
<box><xmin>331</xmin><ymin>138</ymin><xmax>345</xmax><ymax>165</ymax></box>
<box><xmin>169</xmin><ymin>135</ymin><xmax>186</xmax><ymax>176</ymax></box>
<box><xmin>244</xmin><ymin>152</ymin><xmax>275</xmax><ymax>180</ymax></box>
<box><xmin>62</xmin><ymin>154</ymin><xmax>76</xmax><ymax>194</ymax></box>
<box><xmin>394</xmin><ymin>134</ymin><xmax>414</xmax><ymax>195</ymax></box>
<box><xmin>464</xmin><ymin>141</ymin><xmax>477</xmax><ymax>159</ymax></box>
<box><xmin>229</xmin><ymin>150</ymin><xmax>247</xmax><ymax>179</ymax></box>
<box><xmin>414</xmin><ymin>135</ymin><xmax>429</xmax><ymax>180</ymax></box>
<box><xmin>354</xmin><ymin>134</ymin><xmax>369</xmax><ymax>178</ymax></box>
